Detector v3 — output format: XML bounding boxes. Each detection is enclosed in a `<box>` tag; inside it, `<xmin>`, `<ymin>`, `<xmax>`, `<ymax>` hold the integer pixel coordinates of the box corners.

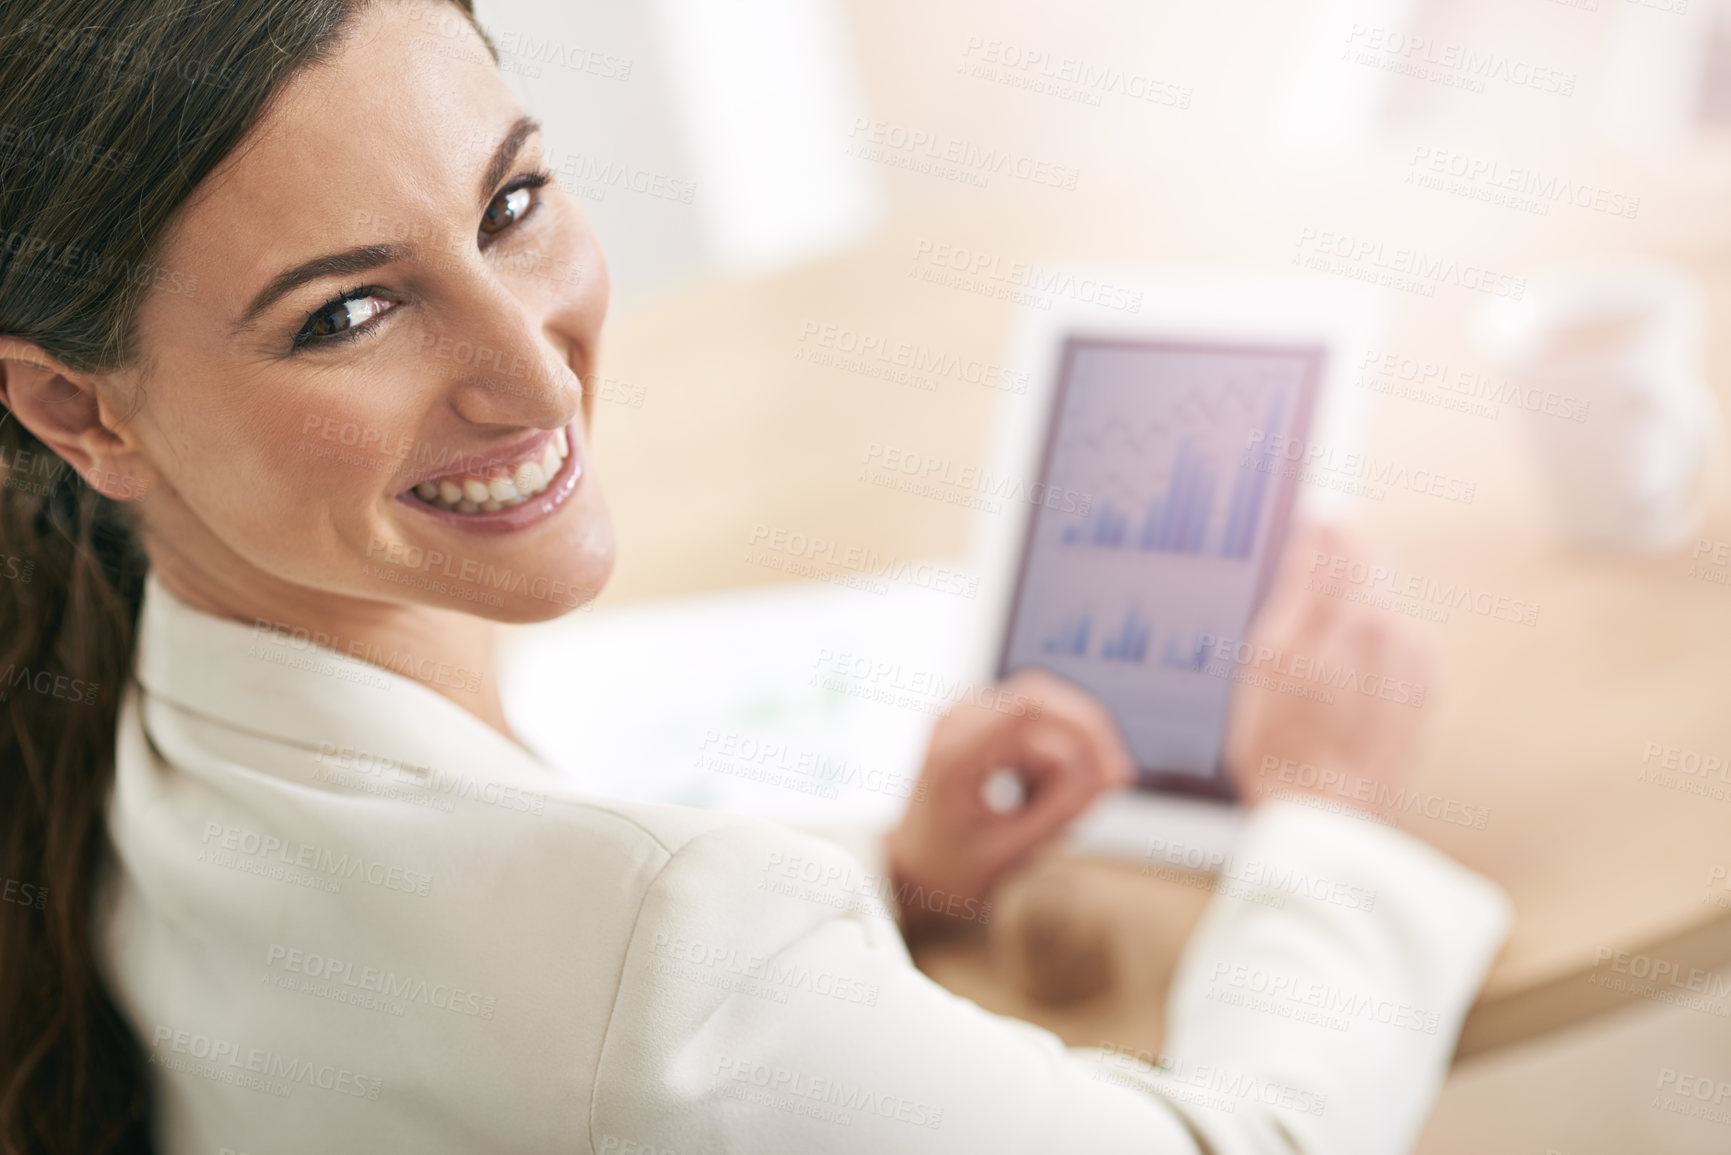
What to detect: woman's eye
<box><xmin>481</xmin><ymin>186</ymin><xmax>533</xmax><ymax>236</ymax></box>
<box><xmin>294</xmin><ymin>292</ymin><xmax>394</xmax><ymax>347</ymax></box>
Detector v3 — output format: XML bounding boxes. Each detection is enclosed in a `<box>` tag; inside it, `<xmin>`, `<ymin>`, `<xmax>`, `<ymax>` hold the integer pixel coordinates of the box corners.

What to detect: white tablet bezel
<box><xmin>960</xmin><ymin>268</ymin><xmax>1387</xmax><ymax>865</ymax></box>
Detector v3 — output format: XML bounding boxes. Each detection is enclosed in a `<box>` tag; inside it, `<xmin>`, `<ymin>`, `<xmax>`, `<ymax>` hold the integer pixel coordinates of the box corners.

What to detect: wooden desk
<box><xmin>587</xmin><ymin>225</ymin><xmax>1731</xmax><ymax>1060</ymax></box>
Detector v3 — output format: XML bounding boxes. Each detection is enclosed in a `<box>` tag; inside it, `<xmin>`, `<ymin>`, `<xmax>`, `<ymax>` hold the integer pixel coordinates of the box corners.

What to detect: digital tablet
<box><xmin>997</xmin><ymin>337</ymin><xmax>1324</xmax><ymax>798</ymax></box>
<box><xmin>957</xmin><ymin>269</ymin><xmax>1383</xmax><ymax>861</ymax></box>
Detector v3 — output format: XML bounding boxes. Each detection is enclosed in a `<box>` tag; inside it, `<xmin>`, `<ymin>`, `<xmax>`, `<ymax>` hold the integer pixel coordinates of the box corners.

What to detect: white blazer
<box><xmin>98</xmin><ymin>577</ymin><xmax>1510</xmax><ymax>1154</ymax></box>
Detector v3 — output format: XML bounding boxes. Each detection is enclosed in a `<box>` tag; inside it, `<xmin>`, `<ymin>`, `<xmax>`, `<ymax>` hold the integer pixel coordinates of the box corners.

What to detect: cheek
<box><xmin>205</xmin><ymin>395</ymin><xmax>409</xmax><ymax>538</ymax></box>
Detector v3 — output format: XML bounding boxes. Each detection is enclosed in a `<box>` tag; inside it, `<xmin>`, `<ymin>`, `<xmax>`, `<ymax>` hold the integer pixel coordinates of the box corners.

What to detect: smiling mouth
<box><xmin>406</xmin><ymin>427</ymin><xmax>571</xmax><ymax>514</ymax></box>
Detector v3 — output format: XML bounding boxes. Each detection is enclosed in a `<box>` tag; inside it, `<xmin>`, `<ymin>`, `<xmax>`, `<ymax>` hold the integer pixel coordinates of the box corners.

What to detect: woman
<box><xmin>0</xmin><ymin>1</ymin><xmax>1509</xmax><ymax>1152</ymax></box>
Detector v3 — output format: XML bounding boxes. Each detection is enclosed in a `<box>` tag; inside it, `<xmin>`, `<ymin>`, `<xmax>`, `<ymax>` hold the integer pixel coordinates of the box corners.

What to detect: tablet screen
<box><xmin>998</xmin><ymin>338</ymin><xmax>1322</xmax><ymax>797</ymax></box>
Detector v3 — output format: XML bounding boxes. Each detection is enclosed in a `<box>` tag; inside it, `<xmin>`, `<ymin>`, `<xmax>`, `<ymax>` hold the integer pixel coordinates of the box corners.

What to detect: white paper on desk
<box><xmin>499</xmin><ymin>578</ymin><xmax>975</xmax><ymax>828</ymax></box>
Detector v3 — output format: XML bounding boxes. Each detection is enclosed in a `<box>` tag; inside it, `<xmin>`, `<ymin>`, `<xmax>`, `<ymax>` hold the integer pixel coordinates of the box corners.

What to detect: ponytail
<box><xmin>0</xmin><ymin>418</ymin><xmax>150</xmax><ymax>1151</ymax></box>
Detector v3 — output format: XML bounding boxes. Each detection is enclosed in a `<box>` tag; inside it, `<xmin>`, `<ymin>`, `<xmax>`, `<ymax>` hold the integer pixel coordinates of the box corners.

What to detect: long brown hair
<box><xmin>0</xmin><ymin>2</ymin><xmax>483</xmax><ymax>1151</ymax></box>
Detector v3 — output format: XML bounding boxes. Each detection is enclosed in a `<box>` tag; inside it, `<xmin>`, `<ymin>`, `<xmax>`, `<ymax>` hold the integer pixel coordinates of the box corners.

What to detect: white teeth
<box><xmin>409</xmin><ymin>429</ymin><xmax>571</xmax><ymax>515</ymax></box>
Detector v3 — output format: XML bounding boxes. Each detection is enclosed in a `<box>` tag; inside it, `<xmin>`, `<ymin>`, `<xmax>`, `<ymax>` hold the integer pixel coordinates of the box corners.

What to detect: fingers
<box><xmin>1249</xmin><ymin>528</ymin><xmax>1331</xmax><ymax>649</ymax></box>
<box><xmin>998</xmin><ymin>668</ymin><xmax>1136</xmax><ymax>791</ymax></box>
<box><xmin>927</xmin><ymin>669</ymin><xmax>1133</xmax><ymax>791</ymax></box>
<box><xmin>1253</xmin><ymin>519</ymin><xmax>1403</xmax><ymax>662</ymax></box>
<box><xmin>985</xmin><ymin>722</ymin><xmax>1112</xmax><ymax>861</ymax></box>
<box><xmin>917</xmin><ymin>670</ymin><xmax>1132</xmax><ymax>869</ymax></box>
<box><xmin>1224</xmin><ymin>525</ymin><xmax>1437</xmax><ymax>808</ymax></box>
<box><xmin>896</xmin><ymin>671</ymin><xmax>1154</xmax><ymax>918</ymax></box>
<box><xmin>961</xmin><ymin>671</ymin><xmax>1134</xmax><ymax>869</ymax></box>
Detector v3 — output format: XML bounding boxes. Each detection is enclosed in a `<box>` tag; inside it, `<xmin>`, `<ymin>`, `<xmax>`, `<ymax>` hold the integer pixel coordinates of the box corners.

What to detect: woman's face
<box><xmin>112</xmin><ymin>0</ymin><xmax>614</xmax><ymax>623</ymax></box>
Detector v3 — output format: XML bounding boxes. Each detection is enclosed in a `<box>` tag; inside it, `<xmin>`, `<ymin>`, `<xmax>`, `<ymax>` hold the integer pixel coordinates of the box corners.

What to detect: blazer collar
<box><xmin>133</xmin><ymin>574</ymin><xmax>555</xmax><ymax>783</ymax></box>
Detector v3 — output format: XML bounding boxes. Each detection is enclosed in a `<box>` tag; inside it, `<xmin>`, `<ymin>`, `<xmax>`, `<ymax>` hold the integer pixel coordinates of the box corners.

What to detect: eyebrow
<box><xmin>479</xmin><ymin>114</ymin><xmax>542</xmax><ymax>211</ymax></box>
<box><xmin>231</xmin><ymin>115</ymin><xmax>544</xmax><ymax>333</ymax></box>
<box><xmin>232</xmin><ymin>243</ymin><xmax>406</xmax><ymax>332</ymax></box>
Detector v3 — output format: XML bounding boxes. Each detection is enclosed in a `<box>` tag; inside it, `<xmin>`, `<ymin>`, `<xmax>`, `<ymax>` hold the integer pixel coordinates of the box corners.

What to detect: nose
<box><xmin>418</xmin><ymin>280</ymin><xmax>583</xmax><ymax>431</ymax></box>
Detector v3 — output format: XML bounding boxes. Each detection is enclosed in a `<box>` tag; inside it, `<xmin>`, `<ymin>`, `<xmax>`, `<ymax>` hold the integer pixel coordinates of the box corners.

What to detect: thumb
<box><xmin>977</xmin><ymin>724</ymin><xmax>1106</xmax><ymax>870</ymax></box>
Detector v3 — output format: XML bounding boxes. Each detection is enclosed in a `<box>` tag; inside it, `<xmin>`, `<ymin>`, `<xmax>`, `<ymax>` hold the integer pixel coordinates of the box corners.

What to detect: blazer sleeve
<box><xmin>587</xmin><ymin>800</ymin><xmax>1509</xmax><ymax>1155</ymax></box>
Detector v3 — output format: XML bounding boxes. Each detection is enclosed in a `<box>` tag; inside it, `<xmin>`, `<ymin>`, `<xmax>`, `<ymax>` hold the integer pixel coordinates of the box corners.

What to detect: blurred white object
<box><xmin>1472</xmin><ymin>265</ymin><xmax>1720</xmax><ymax>553</ymax></box>
<box><xmin>1270</xmin><ymin>0</ymin><xmax>1419</xmax><ymax>161</ymax></box>
<box><xmin>649</xmin><ymin>0</ymin><xmax>883</xmax><ymax>274</ymax></box>
<box><xmin>1600</xmin><ymin>0</ymin><xmax>1716</xmax><ymax>157</ymax></box>
<box><xmin>479</xmin><ymin>0</ymin><xmax>880</xmax><ymax>296</ymax></box>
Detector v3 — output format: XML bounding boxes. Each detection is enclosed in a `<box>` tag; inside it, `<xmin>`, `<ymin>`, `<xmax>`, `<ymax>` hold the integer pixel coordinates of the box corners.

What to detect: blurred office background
<box><xmin>477</xmin><ymin>1</ymin><xmax>1731</xmax><ymax>1150</ymax></box>
<box><xmin>478</xmin><ymin>0</ymin><xmax>1731</xmax><ymax>599</ymax></box>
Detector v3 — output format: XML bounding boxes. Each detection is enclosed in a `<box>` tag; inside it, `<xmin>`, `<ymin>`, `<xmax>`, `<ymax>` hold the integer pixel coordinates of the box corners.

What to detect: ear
<box><xmin>0</xmin><ymin>336</ymin><xmax>159</xmax><ymax>503</ymax></box>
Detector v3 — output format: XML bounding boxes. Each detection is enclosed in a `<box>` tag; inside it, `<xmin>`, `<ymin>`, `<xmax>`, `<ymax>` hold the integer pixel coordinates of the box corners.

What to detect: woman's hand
<box><xmin>1223</xmin><ymin>522</ymin><xmax>1437</xmax><ymax>822</ymax></box>
<box><xmin>884</xmin><ymin>669</ymin><xmax>1134</xmax><ymax>935</ymax></box>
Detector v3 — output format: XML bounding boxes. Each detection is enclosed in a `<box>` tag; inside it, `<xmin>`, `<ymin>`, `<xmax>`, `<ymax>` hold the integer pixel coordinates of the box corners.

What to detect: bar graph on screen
<box><xmin>1041</xmin><ymin>603</ymin><xmax>1215</xmax><ymax>670</ymax></box>
<box><xmin>1101</xmin><ymin>605</ymin><xmax>1151</xmax><ymax>662</ymax></box>
<box><xmin>1042</xmin><ymin>612</ymin><xmax>1091</xmax><ymax>657</ymax></box>
<box><xmin>1059</xmin><ymin>393</ymin><xmax>1286</xmax><ymax>560</ymax></box>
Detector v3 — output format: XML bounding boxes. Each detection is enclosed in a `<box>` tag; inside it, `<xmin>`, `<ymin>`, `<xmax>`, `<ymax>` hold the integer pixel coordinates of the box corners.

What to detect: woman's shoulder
<box><xmin>549</xmin><ymin>796</ymin><xmax>894</xmax><ymax>924</ymax></box>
